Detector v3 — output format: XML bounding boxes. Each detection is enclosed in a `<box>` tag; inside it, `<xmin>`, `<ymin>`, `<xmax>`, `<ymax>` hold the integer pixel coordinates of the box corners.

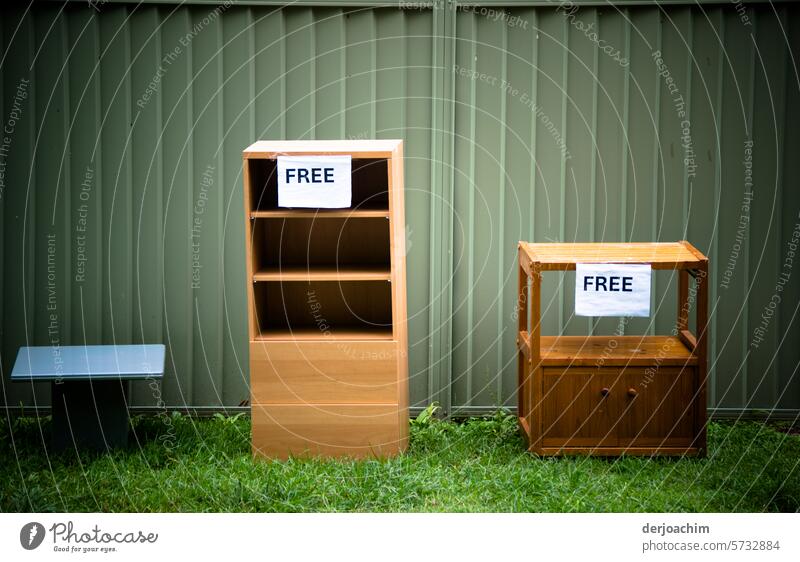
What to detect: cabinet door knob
<box><xmin>600</xmin><ymin>387</ymin><xmax>610</xmax><ymax>397</ymax></box>
<box><xmin>627</xmin><ymin>387</ymin><xmax>638</xmax><ymax>397</ymax></box>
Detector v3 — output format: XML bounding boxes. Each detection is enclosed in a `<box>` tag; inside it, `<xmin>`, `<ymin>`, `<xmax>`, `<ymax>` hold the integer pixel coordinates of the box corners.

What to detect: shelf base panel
<box><xmin>252</xmin><ymin>403</ymin><xmax>405</xmax><ymax>459</ymax></box>
<box><xmin>255</xmin><ymin>327</ymin><xmax>394</xmax><ymax>341</ymax></box>
<box><xmin>520</xmin><ymin>334</ymin><xmax>698</xmax><ymax>367</ymax></box>
<box><xmin>532</xmin><ymin>447</ymin><xmax>702</xmax><ymax>457</ymax></box>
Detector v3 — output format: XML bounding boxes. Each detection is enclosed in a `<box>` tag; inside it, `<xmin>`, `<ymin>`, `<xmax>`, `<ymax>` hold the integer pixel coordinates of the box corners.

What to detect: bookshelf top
<box><xmin>243</xmin><ymin>139</ymin><xmax>402</xmax><ymax>159</ymax></box>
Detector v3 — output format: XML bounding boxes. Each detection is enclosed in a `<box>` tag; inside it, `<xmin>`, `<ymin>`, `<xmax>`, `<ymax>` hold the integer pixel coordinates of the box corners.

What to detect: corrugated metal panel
<box><xmin>450</xmin><ymin>3</ymin><xmax>800</xmax><ymax>413</ymax></box>
<box><xmin>0</xmin><ymin>3</ymin><xmax>437</xmax><ymax>410</ymax></box>
<box><xmin>1</xmin><ymin>2</ymin><xmax>798</xmax><ymax>415</ymax></box>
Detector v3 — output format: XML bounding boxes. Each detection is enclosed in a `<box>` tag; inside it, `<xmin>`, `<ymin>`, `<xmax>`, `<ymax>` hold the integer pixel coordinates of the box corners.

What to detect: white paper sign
<box><xmin>277</xmin><ymin>155</ymin><xmax>351</xmax><ymax>208</ymax></box>
<box><xmin>575</xmin><ymin>263</ymin><xmax>651</xmax><ymax>317</ymax></box>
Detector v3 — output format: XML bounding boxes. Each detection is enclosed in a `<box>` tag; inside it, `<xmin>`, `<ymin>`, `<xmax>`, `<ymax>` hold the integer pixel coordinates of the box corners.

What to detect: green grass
<box><xmin>1</xmin><ymin>411</ymin><xmax>798</xmax><ymax>512</ymax></box>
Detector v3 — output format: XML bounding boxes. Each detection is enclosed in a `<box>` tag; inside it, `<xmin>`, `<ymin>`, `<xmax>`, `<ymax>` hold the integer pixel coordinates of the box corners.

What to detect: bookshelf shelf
<box><xmin>253</xmin><ymin>265</ymin><xmax>391</xmax><ymax>282</ymax></box>
<box><xmin>250</xmin><ymin>209</ymin><xmax>391</xmax><ymax>219</ymax></box>
<box><xmin>254</xmin><ymin>326</ymin><xmax>394</xmax><ymax>342</ymax></box>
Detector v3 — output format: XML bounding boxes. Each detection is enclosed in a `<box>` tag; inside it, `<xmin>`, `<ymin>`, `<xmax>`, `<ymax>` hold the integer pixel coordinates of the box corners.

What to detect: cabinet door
<box><xmin>541</xmin><ymin>368</ymin><xmax>621</xmax><ymax>448</ymax></box>
<box><xmin>617</xmin><ymin>367</ymin><xmax>696</xmax><ymax>448</ymax></box>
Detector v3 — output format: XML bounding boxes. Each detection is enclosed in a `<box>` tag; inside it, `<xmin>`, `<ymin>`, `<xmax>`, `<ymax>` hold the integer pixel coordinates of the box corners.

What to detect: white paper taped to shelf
<box><xmin>575</xmin><ymin>263</ymin><xmax>651</xmax><ymax>317</ymax></box>
<box><xmin>277</xmin><ymin>155</ymin><xmax>352</xmax><ymax>208</ymax></box>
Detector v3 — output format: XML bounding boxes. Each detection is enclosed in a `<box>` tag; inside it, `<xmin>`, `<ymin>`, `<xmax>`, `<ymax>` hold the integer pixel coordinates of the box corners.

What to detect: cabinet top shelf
<box><xmin>517</xmin><ymin>333</ymin><xmax>697</xmax><ymax>366</ymax></box>
<box><xmin>520</xmin><ymin>241</ymin><xmax>707</xmax><ymax>270</ymax></box>
<box><xmin>538</xmin><ymin>335</ymin><xmax>696</xmax><ymax>366</ymax></box>
<box><xmin>244</xmin><ymin>139</ymin><xmax>402</xmax><ymax>158</ymax></box>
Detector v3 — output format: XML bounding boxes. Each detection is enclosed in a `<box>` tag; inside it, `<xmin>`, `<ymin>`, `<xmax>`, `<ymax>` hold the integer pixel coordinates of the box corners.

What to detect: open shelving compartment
<box><xmin>243</xmin><ymin>140</ymin><xmax>408</xmax><ymax>460</ymax></box>
<box><xmin>252</xmin><ymin>280</ymin><xmax>394</xmax><ymax>341</ymax></box>
<box><xmin>517</xmin><ymin>241</ymin><xmax>709</xmax><ymax>456</ymax></box>
<box><xmin>247</xmin><ymin>156</ymin><xmax>390</xmax><ymax>212</ymax></box>
<box><xmin>250</xmin><ymin>215</ymin><xmax>392</xmax><ymax>284</ymax></box>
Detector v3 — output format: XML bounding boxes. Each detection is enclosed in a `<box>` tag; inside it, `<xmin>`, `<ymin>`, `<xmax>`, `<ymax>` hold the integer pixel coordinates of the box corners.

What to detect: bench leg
<box><xmin>51</xmin><ymin>380</ymin><xmax>129</xmax><ymax>452</ymax></box>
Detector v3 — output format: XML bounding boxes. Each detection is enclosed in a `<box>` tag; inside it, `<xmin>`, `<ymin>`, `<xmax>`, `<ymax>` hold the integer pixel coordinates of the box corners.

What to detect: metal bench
<box><xmin>11</xmin><ymin>345</ymin><xmax>165</xmax><ymax>451</ymax></box>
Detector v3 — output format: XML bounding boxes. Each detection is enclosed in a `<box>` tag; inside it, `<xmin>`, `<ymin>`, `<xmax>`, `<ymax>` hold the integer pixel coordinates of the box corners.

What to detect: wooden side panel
<box><xmin>529</xmin><ymin>264</ymin><xmax>542</xmax><ymax>451</ymax></box>
<box><xmin>617</xmin><ymin>367</ymin><xmax>696</xmax><ymax>448</ymax></box>
<box><xmin>243</xmin><ymin>158</ymin><xmax>257</xmax><ymax>341</ymax></box>
<box><xmin>541</xmin><ymin>368</ymin><xmax>619</xmax><ymax>448</ymax></box>
<box><xmin>250</xmin><ymin>340</ymin><xmax>397</xmax><ymax>404</ymax></box>
<box><xmin>389</xmin><ymin>142</ymin><xmax>410</xmax><ymax>449</ymax></box>
<box><xmin>517</xmin><ymin>350</ymin><xmax>532</xmax><ymax>441</ymax></box>
<box><xmin>252</xmin><ymin>404</ymin><xmax>402</xmax><ymax>459</ymax></box>
<box><xmin>677</xmin><ymin>269</ymin><xmax>689</xmax><ymax>331</ymax></box>
<box><xmin>516</xmin><ymin>260</ymin><xmax>527</xmax><ymax>430</ymax></box>
<box><xmin>694</xmin><ymin>261</ymin><xmax>709</xmax><ymax>453</ymax></box>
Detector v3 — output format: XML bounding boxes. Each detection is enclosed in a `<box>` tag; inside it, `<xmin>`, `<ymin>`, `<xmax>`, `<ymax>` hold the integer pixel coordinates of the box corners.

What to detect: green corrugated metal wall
<box><xmin>1</xmin><ymin>1</ymin><xmax>798</xmax><ymax>416</ymax></box>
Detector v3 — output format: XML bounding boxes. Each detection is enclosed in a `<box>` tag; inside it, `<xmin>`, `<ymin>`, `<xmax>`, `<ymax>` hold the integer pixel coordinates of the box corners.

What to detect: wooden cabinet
<box><xmin>517</xmin><ymin>242</ymin><xmax>708</xmax><ymax>456</ymax></box>
<box><xmin>243</xmin><ymin>140</ymin><xmax>408</xmax><ymax>459</ymax></box>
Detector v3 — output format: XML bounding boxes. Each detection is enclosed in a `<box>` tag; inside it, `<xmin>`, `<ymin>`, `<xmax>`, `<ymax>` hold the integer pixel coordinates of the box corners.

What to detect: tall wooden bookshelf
<box><xmin>243</xmin><ymin>140</ymin><xmax>408</xmax><ymax>459</ymax></box>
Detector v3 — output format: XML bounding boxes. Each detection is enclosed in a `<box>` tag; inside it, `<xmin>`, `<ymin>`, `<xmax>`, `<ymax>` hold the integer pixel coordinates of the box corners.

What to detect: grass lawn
<box><xmin>1</xmin><ymin>411</ymin><xmax>798</xmax><ymax>512</ymax></box>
